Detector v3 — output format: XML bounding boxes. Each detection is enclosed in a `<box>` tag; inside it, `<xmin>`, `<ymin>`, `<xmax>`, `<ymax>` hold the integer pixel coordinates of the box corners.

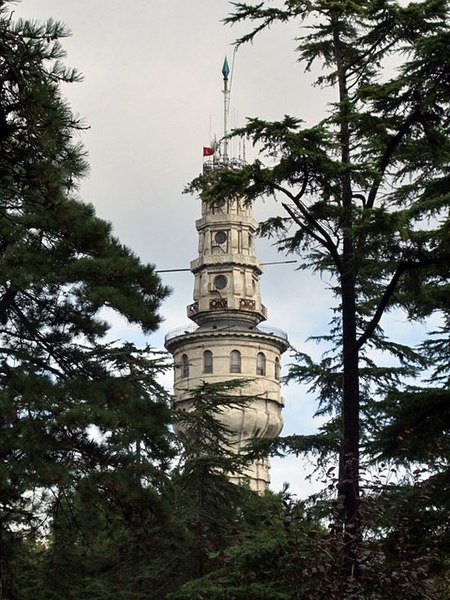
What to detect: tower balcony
<box><xmin>186</xmin><ymin>299</ymin><xmax>267</xmax><ymax>319</ymax></box>
<box><xmin>165</xmin><ymin>321</ymin><xmax>288</xmax><ymax>345</ymax></box>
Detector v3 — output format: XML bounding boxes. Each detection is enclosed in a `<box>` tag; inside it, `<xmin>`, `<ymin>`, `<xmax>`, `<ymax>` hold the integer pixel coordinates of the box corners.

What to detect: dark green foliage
<box><xmin>0</xmin><ymin>1</ymin><xmax>172</xmax><ymax>594</ymax></box>
<box><xmin>168</xmin><ymin>381</ymin><xmax>264</xmax><ymax>583</ymax></box>
<box><xmin>18</xmin><ymin>473</ymin><xmax>177</xmax><ymax>600</ymax></box>
<box><xmin>187</xmin><ymin>0</ymin><xmax>450</xmax><ymax>580</ymax></box>
<box><xmin>376</xmin><ymin>387</ymin><xmax>450</xmax><ymax>466</ymax></box>
<box><xmin>16</xmin><ymin>381</ymin><xmax>263</xmax><ymax>599</ymax></box>
<box><xmin>1</xmin><ymin>0</ymin><xmax>448</xmax><ymax>596</ymax></box>
<box><xmin>170</xmin><ymin>485</ymin><xmax>449</xmax><ymax>600</ymax></box>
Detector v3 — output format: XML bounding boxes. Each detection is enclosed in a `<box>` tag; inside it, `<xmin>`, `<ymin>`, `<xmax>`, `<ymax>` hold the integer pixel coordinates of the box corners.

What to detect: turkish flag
<box><xmin>203</xmin><ymin>146</ymin><xmax>214</xmax><ymax>157</ymax></box>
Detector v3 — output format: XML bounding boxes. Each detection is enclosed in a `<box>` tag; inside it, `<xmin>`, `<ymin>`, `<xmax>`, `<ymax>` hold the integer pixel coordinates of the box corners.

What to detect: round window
<box><xmin>214</xmin><ymin>275</ymin><xmax>228</xmax><ymax>290</ymax></box>
<box><xmin>215</xmin><ymin>231</ymin><xmax>228</xmax><ymax>245</ymax></box>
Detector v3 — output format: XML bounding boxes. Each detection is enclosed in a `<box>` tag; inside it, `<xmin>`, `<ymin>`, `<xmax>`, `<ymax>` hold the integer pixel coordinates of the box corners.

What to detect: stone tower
<box><xmin>165</xmin><ymin>59</ymin><xmax>289</xmax><ymax>492</ymax></box>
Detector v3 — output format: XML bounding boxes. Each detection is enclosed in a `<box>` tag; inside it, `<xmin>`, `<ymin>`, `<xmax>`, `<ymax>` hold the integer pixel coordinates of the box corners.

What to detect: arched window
<box><xmin>181</xmin><ymin>354</ymin><xmax>189</xmax><ymax>378</ymax></box>
<box><xmin>203</xmin><ymin>350</ymin><xmax>213</xmax><ymax>374</ymax></box>
<box><xmin>275</xmin><ymin>357</ymin><xmax>281</xmax><ymax>380</ymax></box>
<box><xmin>256</xmin><ymin>352</ymin><xmax>266</xmax><ymax>376</ymax></box>
<box><xmin>230</xmin><ymin>350</ymin><xmax>241</xmax><ymax>373</ymax></box>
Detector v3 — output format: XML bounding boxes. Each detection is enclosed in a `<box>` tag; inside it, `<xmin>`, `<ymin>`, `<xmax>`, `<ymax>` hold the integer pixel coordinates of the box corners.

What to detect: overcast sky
<box><xmin>12</xmin><ymin>0</ymin><xmax>427</xmax><ymax>496</ymax></box>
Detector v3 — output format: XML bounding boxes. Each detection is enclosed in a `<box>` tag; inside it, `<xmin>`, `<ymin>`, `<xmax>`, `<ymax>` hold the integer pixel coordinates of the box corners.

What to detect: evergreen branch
<box><xmin>366</xmin><ymin>110</ymin><xmax>419</xmax><ymax>209</ymax></box>
<box><xmin>356</xmin><ymin>263</ymin><xmax>407</xmax><ymax>352</ymax></box>
<box><xmin>0</xmin><ymin>285</ymin><xmax>16</xmax><ymax>323</ymax></box>
<box><xmin>281</xmin><ymin>198</ymin><xmax>343</xmax><ymax>274</ymax></box>
<box><xmin>0</xmin><ymin>346</ymin><xmax>64</xmax><ymax>377</ymax></box>
<box><xmin>10</xmin><ymin>299</ymin><xmax>79</xmax><ymax>377</ymax></box>
<box><xmin>248</xmin><ymin>433</ymin><xmax>339</xmax><ymax>459</ymax></box>
<box><xmin>224</xmin><ymin>2</ymin><xmax>292</xmax><ymax>46</ymax></box>
<box><xmin>356</xmin><ymin>254</ymin><xmax>440</xmax><ymax>351</ymax></box>
<box><xmin>346</xmin><ymin>39</ymin><xmax>399</xmax><ymax>92</ymax></box>
<box><xmin>281</xmin><ymin>201</ymin><xmax>324</xmax><ymax>246</ymax></box>
<box><xmin>293</xmin><ymin>162</ymin><xmax>309</xmax><ymax>203</ymax></box>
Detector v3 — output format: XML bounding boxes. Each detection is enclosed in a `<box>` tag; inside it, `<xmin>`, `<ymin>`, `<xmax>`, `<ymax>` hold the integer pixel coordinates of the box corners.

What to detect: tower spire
<box><xmin>222</xmin><ymin>56</ymin><xmax>230</xmax><ymax>163</ymax></box>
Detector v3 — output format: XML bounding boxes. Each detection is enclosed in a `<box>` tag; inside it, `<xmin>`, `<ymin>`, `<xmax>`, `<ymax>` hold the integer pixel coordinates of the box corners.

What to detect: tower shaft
<box><xmin>165</xmin><ymin>192</ymin><xmax>288</xmax><ymax>492</ymax></box>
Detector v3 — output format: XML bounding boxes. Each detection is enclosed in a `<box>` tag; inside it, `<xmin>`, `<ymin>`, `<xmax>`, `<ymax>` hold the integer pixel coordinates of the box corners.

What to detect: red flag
<box><xmin>203</xmin><ymin>146</ymin><xmax>214</xmax><ymax>157</ymax></box>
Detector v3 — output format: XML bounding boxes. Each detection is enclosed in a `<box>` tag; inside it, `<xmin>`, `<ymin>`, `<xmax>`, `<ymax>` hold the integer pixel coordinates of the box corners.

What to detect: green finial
<box><xmin>222</xmin><ymin>56</ymin><xmax>230</xmax><ymax>80</ymax></box>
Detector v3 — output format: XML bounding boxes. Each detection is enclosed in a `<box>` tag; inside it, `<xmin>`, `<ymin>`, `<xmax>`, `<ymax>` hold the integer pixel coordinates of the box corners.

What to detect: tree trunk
<box><xmin>332</xmin><ymin>17</ymin><xmax>361</xmax><ymax>577</ymax></box>
<box><xmin>341</xmin><ymin>265</ymin><xmax>360</xmax><ymax>578</ymax></box>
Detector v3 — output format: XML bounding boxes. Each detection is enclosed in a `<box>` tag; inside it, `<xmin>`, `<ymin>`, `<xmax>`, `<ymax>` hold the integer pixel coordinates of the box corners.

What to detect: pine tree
<box><xmin>0</xmin><ymin>2</ymin><xmax>172</xmax><ymax>594</ymax></box>
<box><xmin>169</xmin><ymin>381</ymin><xmax>260</xmax><ymax>580</ymax></box>
<box><xmin>187</xmin><ymin>0</ymin><xmax>450</xmax><ymax>578</ymax></box>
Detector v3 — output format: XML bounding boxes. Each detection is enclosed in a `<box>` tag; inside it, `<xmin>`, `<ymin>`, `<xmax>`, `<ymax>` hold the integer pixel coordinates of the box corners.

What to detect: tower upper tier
<box><xmin>187</xmin><ymin>192</ymin><xmax>267</xmax><ymax>327</ymax></box>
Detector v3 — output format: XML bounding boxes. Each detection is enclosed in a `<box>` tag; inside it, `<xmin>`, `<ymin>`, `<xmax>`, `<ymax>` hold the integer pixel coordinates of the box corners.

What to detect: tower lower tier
<box><xmin>165</xmin><ymin>325</ymin><xmax>289</xmax><ymax>492</ymax></box>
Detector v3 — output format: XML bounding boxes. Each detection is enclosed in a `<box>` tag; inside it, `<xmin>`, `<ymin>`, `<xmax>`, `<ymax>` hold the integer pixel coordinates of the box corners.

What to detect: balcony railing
<box><xmin>165</xmin><ymin>324</ymin><xmax>199</xmax><ymax>343</ymax></box>
<box><xmin>165</xmin><ymin>323</ymin><xmax>288</xmax><ymax>344</ymax></box>
<box><xmin>255</xmin><ymin>324</ymin><xmax>288</xmax><ymax>341</ymax></box>
<box><xmin>187</xmin><ymin>299</ymin><xmax>267</xmax><ymax>318</ymax></box>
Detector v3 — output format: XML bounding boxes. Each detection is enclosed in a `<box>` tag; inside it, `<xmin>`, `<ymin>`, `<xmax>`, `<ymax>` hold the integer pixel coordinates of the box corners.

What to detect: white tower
<box><xmin>165</xmin><ymin>59</ymin><xmax>289</xmax><ymax>492</ymax></box>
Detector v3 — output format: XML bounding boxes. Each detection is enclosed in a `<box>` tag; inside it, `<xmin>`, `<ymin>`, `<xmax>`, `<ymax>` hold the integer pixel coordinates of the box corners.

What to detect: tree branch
<box><xmin>281</xmin><ymin>202</ymin><xmax>343</xmax><ymax>274</ymax></box>
<box><xmin>275</xmin><ymin>175</ymin><xmax>343</xmax><ymax>273</ymax></box>
<box><xmin>367</xmin><ymin>110</ymin><xmax>419</xmax><ymax>209</ymax></box>
<box><xmin>356</xmin><ymin>254</ymin><xmax>439</xmax><ymax>351</ymax></box>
